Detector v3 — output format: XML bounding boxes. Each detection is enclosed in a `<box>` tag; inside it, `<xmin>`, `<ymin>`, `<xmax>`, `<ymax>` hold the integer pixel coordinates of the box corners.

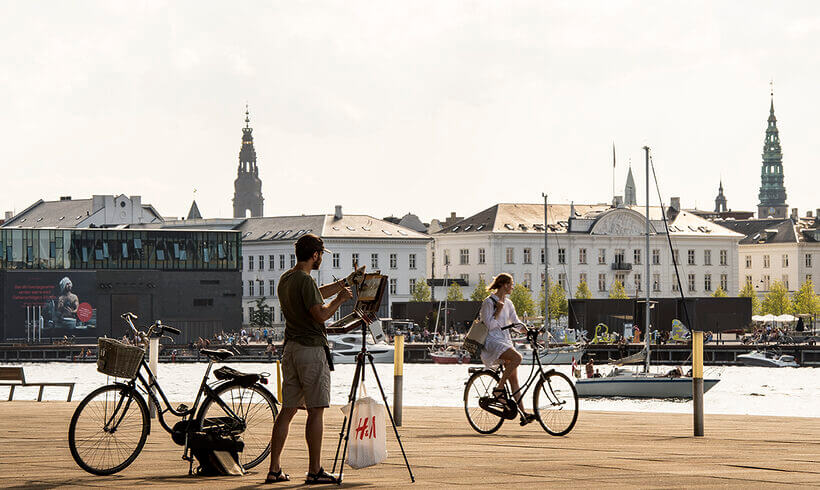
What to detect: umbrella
<box><xmin>775</xmin><ymin>314</ymin><xmax>796</xmax><ymax>322</ymax></box>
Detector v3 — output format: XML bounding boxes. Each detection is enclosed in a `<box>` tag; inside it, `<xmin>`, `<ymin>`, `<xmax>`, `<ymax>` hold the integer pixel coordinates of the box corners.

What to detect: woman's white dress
<box><xmin>479</xmin><ymin>294</ymin><xmax>522</xmax><ymax>368</ymax></box>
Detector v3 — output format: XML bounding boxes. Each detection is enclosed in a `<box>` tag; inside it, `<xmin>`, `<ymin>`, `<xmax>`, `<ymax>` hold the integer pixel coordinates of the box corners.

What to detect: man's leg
<box><xmin>268</xmin><ymin>406</ymin><xmax>298</xmax><ymax>473</ymax></box>
<box><xmin>305</xmin><ymin>407</ymin><xmax>325</xmax><ymax>474</ymax></box>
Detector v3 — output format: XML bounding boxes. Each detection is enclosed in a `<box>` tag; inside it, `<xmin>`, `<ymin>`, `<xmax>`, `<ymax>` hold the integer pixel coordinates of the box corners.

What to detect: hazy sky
<box><xmin>3</xmin><ymin>1</ymin><xmax>820</xmax><ymax>222</ymax></box>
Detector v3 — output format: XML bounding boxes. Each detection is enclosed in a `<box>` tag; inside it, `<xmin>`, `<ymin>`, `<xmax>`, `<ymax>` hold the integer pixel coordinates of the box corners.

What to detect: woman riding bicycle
<box><xmin>480</xmin><ymin>273</ymin><xmax>535</xmax><ymax>422</ymax></box>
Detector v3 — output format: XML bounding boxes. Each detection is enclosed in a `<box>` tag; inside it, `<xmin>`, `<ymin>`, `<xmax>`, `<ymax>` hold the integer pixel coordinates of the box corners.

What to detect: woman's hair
<box><xmin>488</xmin><ymin>273</ymin><xmax>512</xmax><ymax>290</ymax></box>
<box><xmin>59</xmin><ymin>277</ymin><xmax>72</xmax><ymax>293</ymax></box>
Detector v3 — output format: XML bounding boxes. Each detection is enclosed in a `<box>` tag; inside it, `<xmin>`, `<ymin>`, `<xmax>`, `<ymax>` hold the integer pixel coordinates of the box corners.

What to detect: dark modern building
<box><xmin>233</xmin><ymin>107</ymin><xmax>264</xmax><ymax>218</ymax></box>
<box><xmin>0</xmin><ymin>228</ymin><xmax>242</xmax><ymax>343</ymax></box>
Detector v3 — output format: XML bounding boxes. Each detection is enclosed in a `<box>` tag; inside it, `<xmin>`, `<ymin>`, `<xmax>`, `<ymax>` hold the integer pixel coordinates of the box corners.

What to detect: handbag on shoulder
<box><xmin>462</xmin><ymin>297</ymin><xmax>497</xmax><ymax>356</ymax></box>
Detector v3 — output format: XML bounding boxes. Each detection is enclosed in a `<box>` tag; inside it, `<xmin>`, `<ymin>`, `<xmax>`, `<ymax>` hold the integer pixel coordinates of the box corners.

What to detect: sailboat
<box><xmin>429</xmin><ymin>268</ymin><xmax>471</xmax><ymax>364</ymax></box>
<box><xmin>574</xmin><ymin>146</ymin><xmax>720</xmax><ymax>398</ymax></box>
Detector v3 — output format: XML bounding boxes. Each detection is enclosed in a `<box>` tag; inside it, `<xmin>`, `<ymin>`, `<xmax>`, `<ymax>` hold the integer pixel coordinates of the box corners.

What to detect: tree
<box><xmin>738</xmin><ymin>281</ymin><xmax>761</xmax><ymax>315</ymax></box>
<box><xmin>547</xmin><ymin>281</ymin><xmax>568</xmax><ymax>323</ymax></box>
<box><xmin>575</xmin><ymin>280</ymin><xmax>593</xmax><ymax>299</ymax></box>
<box><xmin>470</xmin><ymin>276</ymin><xmax>490</xmax><ymax>302</ymax></box>
<box><xmin>510</xmin><ymin>283</ymin><xmax>537</xmax><ymax>317</ymax></box>
<box><xmin>410</xmin><ymin>278</ymin><xmax>431</xmax><ymax>302</ymax></box>
<box><xmin>446</xmin><ymin>281</ymin><xmax>464</xmax><ymax>301</ymax></box>
<box><xmin>791</xmin><ymin>280</ymin><xmax>819</xmax><ymax>316</ymax></box>
<box><xmin>712</xmin><ymin>286</ymin><xmax>728</xmax><ymax>298</ymax></box>
<box><xmin>609</xmin><ymin>280</ymin><xmax>628</xmax><ymax>299</ymax></box>
<box><xmin>249</xmin><ymin>297</ymin><xmax>272</xmax><ymax>329</ymax></box>
<box><xmin>761</xmin><ymin>281</ymin><xmax>791</xmax><ymax>315</ymax></box>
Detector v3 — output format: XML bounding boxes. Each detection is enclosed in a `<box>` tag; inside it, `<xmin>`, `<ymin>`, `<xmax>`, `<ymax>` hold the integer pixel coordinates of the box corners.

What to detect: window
<box><xmin>248</xmin><ymin>307</ymin><xmax>254</xmax><ymax>322</ymax></box>
<box><xmin>633</xmin><ymin>249</ymin><xmax>641</xmax><ymax>265</ymax></box>
<box><xmin>444</xmin><ymin>249</ymin><xmax>450</xmax><ymax>265</ymax></box>
<box><xmin>807</xmin><ymin>274</ymin><xmax>813</xmax><ymax>284</ymax></box>
<box><xmin>248</xmin><ymin>255</ymin><xmax>254</xmax><ymax>271</ymax></box>
<box><xmin>524</xmin><ymin>272</ymin><xmax>533</xmax><ymax>290</ymax></box>
<box><xmin>688</xmin><ymin>249</ymin><xmax>696</xmax><ymax>265</ymax></box>
<box><xmin>673</xmin><ymin>249</ymin><xmax>680</xmax><ymax>264</ymax></box>
<box><xmin>652</xmin><ymin>273</ymin><xmax>660</xmax><ymax>292</ymax></box>
<box><xmin>409</xmin><ymin>278</ymin><xmax>416</xmax><ymax>292</ymax></box>
<box><xmin>269</xmin><ymin>255</ymin><xmax>275</xmax><ymax>269</ymax></box>
<box><xmin>505</xmin><ymin>248</ymin><xmax>514</xmax><ymax>264</ymax></box>
<box><xmin>409</xmin><ymin>253</ymin><xmax>417</xmax><ymax>269</ymax></box>
<box><xmin>782</xmin><ymin>254</ymin><xmax>789</xmax><ymax>267</ymax></box>
<box><xmin>745</xmin><ymin>255</ymin><xmax>752</xmax><ymax>268</ymax></box>
<box><xmin>598</xmin><ymin>249</ymin><xmax>606</xmax><ymax>264</ymax></box>
<box><xmin>720</xmin><ymin>249</ymin><xmax>727</xmax><ymax>266</ymax></box>
<box><xmin>460</xmin><ymin>249</ymin><xmax>469</xmax><ymax>265</ymax></box>
<box><xmin>258</xmin><ymin>280</ymin><xmax>265</xmax><ymax>296</ymax></box>
<box><xmin>598</xmin><ymin>273</ymin><xmax>607</xmax><ymax>291</ymax></box>
<box><xmin>558</xmin><ymin>248</ymin><xmax>566</xmax><ymax>264</ymax></box>
<box><xmin>271</xmin><ymin>305</ymin><xmax>275</xmax><ymax>321</ymax></box>
<box><xmin>615</xmin><ymin>272</ymin><xmax>626</xmax><ymax>284</ymax></box>
<box><xmin>258</xmin><ymin>255</ymin><xmax>264</xmax><ymax>270</ymax></box>
<box><xmin>807</xmin><ymin>254</ymin><xmax>813</xmax><ymax>268</ymax></box>
<box><xmin>279</xmin><ymin>254</ymin><xmax>285</xmax><ymax>269</ymax></box>
<box><xmin>540</xmin><ymin>248</ymin><xmax>545</xmax><ymax>264</ymax></box>
<box><xmin>460</xmin><ymin>273</ymin><xmax>469</xmax><ymax>285</ymax></box>
<box><xmin>333</xmin><ymin>252</ymin><xmax>340</xmax><ymax>268</ymax></box>
<box><xmin>269</xmin><ymin>280</ymin><xmax>275</xmax><ymax>297</ymax></box>
<box><xmin>352</xmin><ymin>253</ymin><xmax>359</xmax><ymax>268</ymax></box>
<box><xmin>763</xmin><ymin>275</ymin><xmax>770</xmax><ymax>290</ymax></box>
<box><xmin>193</xmin><ymin>298</ymin><xmax>213</xmax><ymax>307</ymax></box>
<box><xmin>720</xmin><ymin>274</ymin><xmax>727</xmax><ymax>291</ymax></box>
<box><xmin>745</xmin><ymin>275</ymin><xmax>752</xmax><ymax>287</ymax></box>
<box><xmin>615</xmin><ymin>249</ymin><xmax>625</xmax><ymax>264</ymax></box>
<box><xmin>248</xmin><ymin>280</ymin><xmax>254</xmax><ymax>296</ymax></box>
<box><xmin>371</xmin><ymin>253</ymin><xmax>379</xmax><ymax>269</ymax></box>
<box><xmin>672</xmin><ymin>280</ymin><xmax>679</xmax><ymax>292</ymax></box>
<box><xmin>290</xmin><ymin>254</ymin><xmax>296</xmax><ymax>267</ymax></box>
<box><xmin>704</xmin><ymin>274</ymin><xmax>712</xmax><ymax>291</ymax></box>
<box><xmin>688</xmin><ymin>274</ymin><xmax>696</xmax><ymax>292</ymax></box>
<box><xmin>390</xmin><ymin>253</ymin><xmax>398</xmax><ymax>269</ymax></box>
<box><xmin>704</xmin><ymin>250</ymin><xmax>711</xmax><ymax>266</ymax></box>
<box><xmin>390</xmin><ymin>278</ymin><xmax>397</xmax><ymax>295</ymax></box>
<box><xmin>763</xmin><ymin>255</ymin><xmax>770</xmax><ymax>268</ymax></box>
<box><xmin>557</xmin><ymin>273</ymin><xmax>566</xmax><ymax>290</ymax></box>
<box><xmin>782</xmin><ymin>275</ymin><xmax>789</xmax><ymax>290</ymax></box>
<box><xmin>478</xmin><ymin>249</ymin><xmax>485</xmax><ymax>265</ymax></box>
<box><xmin>634</xmin><ymin>273</ymin><xmax>641</xmax><ymax>291</ymax></box>
<box><xmin>579</xmin><ymin>248</ymin><xmax>587</xmax><ymax>264</ymax></box>
<box><xmin>523</xmin><ymin>248</ymin><xmax>532</xmax><ymax>264</ymax></box>
<box><xmin>652</xmin><ymin>249</ymin><xmax>660</xmax><ymax>265</ymax></box>
<box><xmin>579</xmin><ymin>272</ymin><xmax>587</xmax><ymax>285</ymax></box>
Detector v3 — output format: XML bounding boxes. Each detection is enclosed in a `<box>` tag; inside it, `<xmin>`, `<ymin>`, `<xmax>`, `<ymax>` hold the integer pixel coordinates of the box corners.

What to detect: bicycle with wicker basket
<box><xmin>67</xmin><ymin>312</ymin><xmax>278</xmax><ymax>475</ymax></box>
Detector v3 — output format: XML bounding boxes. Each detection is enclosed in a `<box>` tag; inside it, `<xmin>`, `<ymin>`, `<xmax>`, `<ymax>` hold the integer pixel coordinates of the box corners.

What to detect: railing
<box><xmin>611</xmin><ymin>261</ymin><xmax>633</xmax><ymax>271</ymax></box>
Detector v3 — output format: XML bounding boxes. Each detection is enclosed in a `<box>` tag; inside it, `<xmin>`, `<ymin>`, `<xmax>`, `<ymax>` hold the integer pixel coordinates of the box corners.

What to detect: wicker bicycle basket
<box><xmin>97</xmin><ymin>338</ymin><xmax>145</xmax><ymax>379</ymax></box>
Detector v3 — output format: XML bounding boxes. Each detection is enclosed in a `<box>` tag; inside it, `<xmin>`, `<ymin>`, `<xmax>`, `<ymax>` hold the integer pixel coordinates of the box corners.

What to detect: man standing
<box><xmin>266</xmin><ymin>234</ymin><xmax>363</xmax><ymax>484</ymax></box>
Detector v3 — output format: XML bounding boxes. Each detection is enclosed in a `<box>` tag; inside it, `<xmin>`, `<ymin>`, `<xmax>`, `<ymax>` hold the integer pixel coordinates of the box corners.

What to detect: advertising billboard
<box><xmin>3</xmin><ymin>271</ymin><xmax>98</xmax><ymax>339</ymax></box>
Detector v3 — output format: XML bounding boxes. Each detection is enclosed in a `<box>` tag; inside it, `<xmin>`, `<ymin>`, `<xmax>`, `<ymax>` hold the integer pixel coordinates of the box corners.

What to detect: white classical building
<box><xmin>431</xmin><ymin>202</ymin><xmax>744</xmax><ymax>300</ymax></box>
<box><xmin>715</xmin><ymin>216</ymin><xmax>820</xmax><ymax>295</ymax></box>
<box><xmin>236</xmin><ymin>206</ymin><xmax>431</xmax><ymax>327</ymax></box>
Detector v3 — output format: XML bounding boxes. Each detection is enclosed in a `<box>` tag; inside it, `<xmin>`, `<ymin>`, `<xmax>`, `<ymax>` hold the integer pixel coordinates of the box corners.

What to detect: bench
<box><xmin>0</xmin><ymin>367</ymin><xmax>75</xmax><ymax>402</ymax></box>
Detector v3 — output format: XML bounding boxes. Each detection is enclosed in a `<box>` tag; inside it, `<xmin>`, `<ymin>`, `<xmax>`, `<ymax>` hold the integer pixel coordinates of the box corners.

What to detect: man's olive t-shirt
<box><xmin>278</xmin><ymin>268</ymin><xmax>327</xmax><ymax>347</ymax></box>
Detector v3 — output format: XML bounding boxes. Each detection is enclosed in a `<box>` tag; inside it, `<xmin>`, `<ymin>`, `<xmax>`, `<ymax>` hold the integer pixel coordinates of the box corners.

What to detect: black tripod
<box><xmin>331</xmin><ymin>317</ymin><xmax>415</xmax><ymax>483</ymax></box>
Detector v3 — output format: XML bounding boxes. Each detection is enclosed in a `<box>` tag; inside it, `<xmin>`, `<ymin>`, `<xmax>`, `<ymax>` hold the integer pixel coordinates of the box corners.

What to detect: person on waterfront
<box><xmin>479</xmin><ymin>273</ymin><xmax>535</xmax><ymax>425</ymax></box>
<box><xmin>585</xmin><ymin>358</ymin><xmax>595</xmax><ymax>378</ymax></box>
<box><xmin>266</xmin><ymin>233</ymin><xmax>363</xmax><ymax>484</ymax></box>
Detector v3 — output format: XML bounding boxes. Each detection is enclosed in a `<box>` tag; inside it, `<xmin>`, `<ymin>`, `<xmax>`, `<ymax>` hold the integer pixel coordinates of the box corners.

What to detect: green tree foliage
<box><xmin>761</xmin><ymin>281</ymin><xmax>791</xmax><ymax>315</ymax></box>
<box><xmin>712</xmin><ymin>286</ymin><xmax>728</xmax><ymax>298</ymax></box>
<box><xmin>510</xmin><ymin>283</ymin><xmax>537</xmax><ymax>316</ymax></box>
<box><xmin>446</xmin><ymin>281</ymin><xmax>464</xmax><ymax>301</ymax></box>
<box><xmin>791</xmin><ymin>280</ymin><xmax>819</xmax><ymax>316</ymax></box>
<box><xmin>609</xmin><ymin>280</ymin><xmax>628</xmax><ymax>299</ymax></box>
<box><xmin>249</xmin><ymin>297</ymin><xmax>272</xmax><ymax>329</ymax></box>
<box><xmin>470</xmin><ymin>276</ymin><xmax>490</xmax><ymax>302</ymax></box>
<box><xmin>410</xmin><ymin>278</ymin><xmax>431</xmax><ymax>302</ymax></box>
<box><xmin>575</xmin><ymin>280</ymin><xmax>593</xmax><ymax>299</ymax></box>
<box><xmin>738</xmin><ymin>281</ymin><xmax>761</xmax><ymax>315</ymax></box>
<box><xmin>547</xmin><ymin>281</ymin><xmax>568</xmax><ymax>323</ymax></box>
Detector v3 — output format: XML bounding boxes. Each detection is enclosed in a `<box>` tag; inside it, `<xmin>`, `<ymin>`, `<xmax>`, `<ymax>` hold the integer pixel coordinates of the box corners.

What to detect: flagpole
<box><xmin>612</xmin><ymin>142</ymin><xmax>616</xmax><ymax>205</ymax></box>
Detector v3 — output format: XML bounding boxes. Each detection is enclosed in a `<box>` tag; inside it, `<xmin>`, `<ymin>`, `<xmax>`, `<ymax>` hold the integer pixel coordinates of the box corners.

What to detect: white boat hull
<box><xmin>737</xmin><ymin>351</ymin><xmax>799</xmax><ymax>368</ymax></box>
<box><xmin>519</xmin><ymin>346</ymin><xmax>585</xmax><ymax>365</ymax></box>
<box><xmin>332</xmin><ymin>348</ymin><xmax>395</xmax><ymax>364</ymax></box>
<box><xmin>576</xmin><ymin>376</ymin><xmax>720</xmax><ymax>398</ymax></box>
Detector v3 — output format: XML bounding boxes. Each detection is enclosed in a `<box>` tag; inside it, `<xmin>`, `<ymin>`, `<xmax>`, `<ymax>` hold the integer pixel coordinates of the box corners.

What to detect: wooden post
<box><xmin>693</xmin><ymin>330</ymin><xmax>704</xmax><ymax>437</ymax></box>
<box><xmin>276</xmin><ymin>359</ymin><xmax>283</xmax><ymax>403</ymax></box>
<box><xmin>393</xmin><ymin>335</ymin><xmax>405</xmax><ymax>426</ymax></box>
<box><xmin>148</xmin><ymin>337</ymin><xmax>159</xmax><ymax>419</ymax></box>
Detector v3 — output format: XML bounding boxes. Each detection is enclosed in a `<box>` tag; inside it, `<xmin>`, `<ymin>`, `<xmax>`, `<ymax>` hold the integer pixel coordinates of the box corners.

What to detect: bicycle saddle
<box><xmin>200</xmin><ymin>348</ymin><xmax>234</xmax><ymax>361</ymax></box>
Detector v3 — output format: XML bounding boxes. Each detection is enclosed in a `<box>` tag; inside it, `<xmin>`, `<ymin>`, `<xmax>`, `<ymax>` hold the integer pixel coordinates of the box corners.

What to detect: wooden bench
<box><xmin>0</xmin><ymin>367</ymin><xmax>75</xmax><ymax>402</ymax></box>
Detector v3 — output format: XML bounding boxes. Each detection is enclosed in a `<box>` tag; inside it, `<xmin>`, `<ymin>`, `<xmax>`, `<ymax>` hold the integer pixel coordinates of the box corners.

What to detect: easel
<box><xmin>328</xmin><ymin>273</ymin><xmax>415</xmax><ymax>483</ymax></box>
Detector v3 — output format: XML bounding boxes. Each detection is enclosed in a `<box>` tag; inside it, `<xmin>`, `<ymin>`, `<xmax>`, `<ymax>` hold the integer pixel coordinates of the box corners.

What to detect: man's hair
<box><xmin>295</xmin><ymin>233</ymin><xmax>324</xmax><ymax>262</ymax></box>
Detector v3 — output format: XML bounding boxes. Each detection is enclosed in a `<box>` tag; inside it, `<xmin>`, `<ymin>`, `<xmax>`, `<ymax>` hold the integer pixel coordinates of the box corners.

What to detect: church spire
<box><xmin>624</xmin><ymin>163</ymin><xmax>637</xmax><ymax>206</ymax></box>
<box><xmin>757</xmin><ymin>86</ymin><xmax>787</xmax><ymax>218</ymax></box>
<box><xmin>714</xmin><ymin>180</ymin><xmax>727</xmax><ymax>213</ymax></box>
<box><xmin>233</xmin><ymin>105</ymin><xmax>264</xmax><ymax>218</ymax></box>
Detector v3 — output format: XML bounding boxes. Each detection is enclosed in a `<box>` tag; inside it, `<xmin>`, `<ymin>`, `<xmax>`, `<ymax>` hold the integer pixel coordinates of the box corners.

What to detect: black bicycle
<box><xmin>68</xmin><ymin>312</ymin><xmax>278</xmax><ymax>475</ymax></box>
<box><xmin>464</xmin><ymin>324</ymin><xmax>579</xmax><ymax>436</ymax></box>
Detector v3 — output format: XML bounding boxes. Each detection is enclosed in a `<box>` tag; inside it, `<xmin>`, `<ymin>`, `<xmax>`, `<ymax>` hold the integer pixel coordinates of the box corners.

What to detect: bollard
<box><xmin>693</xmin><ymin>330</ymin><xmax>704</xmax><ymax>437</ymax></box>
<box><xmin>276</xmin><ymin>359</ymin><xmax>283</xmax><ymax>403</ymax></box>
<box><xmin>149</xmin><ymin>336</ymin><xmax>159</xmax><ymax>419</ymax></box>
<box><xmin>393</xmin><ymin>335</ymin><xmax>405</xmax><ymax>426</ymax></box>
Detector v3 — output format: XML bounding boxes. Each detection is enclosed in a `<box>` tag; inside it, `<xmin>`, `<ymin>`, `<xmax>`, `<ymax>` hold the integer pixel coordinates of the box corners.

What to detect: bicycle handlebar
<box><xmin>119</xmin><ymin>312</ymin><xmax>180</xmax><ymax>339</ymax></box>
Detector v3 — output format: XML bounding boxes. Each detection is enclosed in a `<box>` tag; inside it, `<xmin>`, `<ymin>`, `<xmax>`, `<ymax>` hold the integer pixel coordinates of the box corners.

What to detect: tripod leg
<box><xmin>332</xmin><ymin>354</ymin><xmax>363</xmax><ymax>480</ymax></box>
<box><xmin>366</xmin><ymin>354</ymin><xmax>415</xmax><ymax>482</ymax></box>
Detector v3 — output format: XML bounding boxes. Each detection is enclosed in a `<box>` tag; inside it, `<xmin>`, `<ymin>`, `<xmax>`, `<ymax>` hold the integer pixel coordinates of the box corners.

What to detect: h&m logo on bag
<box><xmin>355</xmin><ymin>416</ymin><xmax>377</xmax><ymax>440</ymax></box>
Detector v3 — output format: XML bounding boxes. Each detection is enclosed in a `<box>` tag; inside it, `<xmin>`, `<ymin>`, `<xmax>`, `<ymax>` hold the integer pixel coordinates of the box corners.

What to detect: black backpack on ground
<box><xmin>189</xmin><ymin>431</ymin><xmax>245</xmax><ymax>476</ymax></box>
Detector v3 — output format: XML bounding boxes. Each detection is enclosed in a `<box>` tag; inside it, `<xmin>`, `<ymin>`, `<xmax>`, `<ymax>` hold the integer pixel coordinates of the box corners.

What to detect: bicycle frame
<box><xmin>494</xmin><ymin>330</ymin><xmax>558</xmax><ymax>418</ymax></box>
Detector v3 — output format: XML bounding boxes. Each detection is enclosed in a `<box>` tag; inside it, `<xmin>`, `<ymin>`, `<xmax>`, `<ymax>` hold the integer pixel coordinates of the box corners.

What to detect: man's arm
<box><xmin>318</xmin><ymin>279</ymin><xmax>346</xmax><ymax>300</ymax></box>
<box><xmin>310</xmin><ymin>287</ymin><xmax>353</xmax><ymax>323</ymax></box>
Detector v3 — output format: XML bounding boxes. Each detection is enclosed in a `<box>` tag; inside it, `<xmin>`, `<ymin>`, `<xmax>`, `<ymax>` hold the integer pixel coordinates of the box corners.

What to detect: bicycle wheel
<box><xmin>197</xmin><ymin>381</ymin><xmax>277</xmax><ymax>470</ymax></box>
<box><xmin>464</xmin><ymin>370</ymin><xmax>504</xmax><ymax>434</ymax></box>
<box><xmin>533</xmin><ymin>371</ymin><xmax>578</xmax><ymax>436</ymax></box>
<box><xmin>68</xmin><ymin>384</ymin><xmax>150</xmax><ymax>475</ymax></box>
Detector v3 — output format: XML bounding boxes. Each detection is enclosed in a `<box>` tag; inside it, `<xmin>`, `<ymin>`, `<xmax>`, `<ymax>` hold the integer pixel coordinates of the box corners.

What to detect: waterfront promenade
<box><xmin>1</xmin><ymin>402</ymin><xmax>818</xmax><ymax>488</ymax></box>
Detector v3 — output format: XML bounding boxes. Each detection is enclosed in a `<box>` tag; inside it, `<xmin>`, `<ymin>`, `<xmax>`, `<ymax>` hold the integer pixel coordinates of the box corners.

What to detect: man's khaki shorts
<box><xmin>281</xmin><ymin>342</ymin><xmax>330</xmax><ymax>408</ymax></box>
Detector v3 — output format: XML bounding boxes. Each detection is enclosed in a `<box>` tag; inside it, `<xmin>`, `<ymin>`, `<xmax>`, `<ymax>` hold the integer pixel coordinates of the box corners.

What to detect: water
<box><xmin>6</xmin><ymin>362</ymin><xmax>818</xmax><ymax>417</ymax></box>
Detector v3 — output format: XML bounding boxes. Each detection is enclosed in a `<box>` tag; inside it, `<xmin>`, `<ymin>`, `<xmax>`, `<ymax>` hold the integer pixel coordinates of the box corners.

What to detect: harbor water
<box><xmin>5</xmin><ymin>362</ymin><xmax>818</xmax><ymax>417</ymax></box>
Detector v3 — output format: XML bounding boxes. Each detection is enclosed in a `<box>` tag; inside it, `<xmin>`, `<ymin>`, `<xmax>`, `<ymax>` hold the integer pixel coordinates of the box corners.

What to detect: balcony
<box><xmin>611</xmin><ymin>261</ymin><xmax>632</xmax><ymax>271</ymax></box>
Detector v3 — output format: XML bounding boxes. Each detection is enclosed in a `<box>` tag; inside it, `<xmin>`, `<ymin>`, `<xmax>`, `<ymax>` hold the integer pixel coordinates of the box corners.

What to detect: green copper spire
<box><xmin>757</xmin><ymin>89</ymin><xmax>788</xmax><ymax>218</ymax></box>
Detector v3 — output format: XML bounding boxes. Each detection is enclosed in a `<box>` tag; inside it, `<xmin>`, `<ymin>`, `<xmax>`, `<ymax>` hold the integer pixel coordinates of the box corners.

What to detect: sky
<box><xmin>3</xmin><ymin>1</ymin><xmax>820</xmax><ymax>223</ymax></box>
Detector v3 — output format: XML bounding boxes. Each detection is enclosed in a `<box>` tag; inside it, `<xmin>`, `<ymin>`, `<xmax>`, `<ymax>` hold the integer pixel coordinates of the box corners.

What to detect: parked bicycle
<box><xmin>68</xmin><ymin>312</ymin><xmax>278</xmax><ymax>475</ymax></box>
<box><xmin>464</xmin><ymin>324</ymin><xmax>579</xmax><ymax>435</ymax></box>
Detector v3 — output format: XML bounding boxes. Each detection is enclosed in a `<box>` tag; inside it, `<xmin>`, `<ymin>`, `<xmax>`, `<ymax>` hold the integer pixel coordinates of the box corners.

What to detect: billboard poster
<box><xmin>3</xmin><ymin>271</ymin><xmax>98</xmax><ymax>339</ymax></box>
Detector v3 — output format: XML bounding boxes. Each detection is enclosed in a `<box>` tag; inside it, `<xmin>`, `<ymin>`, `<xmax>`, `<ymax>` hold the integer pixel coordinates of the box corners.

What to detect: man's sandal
<box><xmin>305</xmin><ymin>467</ymin><xmax>340</xmax><ymax>484</ymax></box>
<box><xmin>264</xmin><ymin>469</ymin><xmax>290</xmax><ymax>483</ymax></box>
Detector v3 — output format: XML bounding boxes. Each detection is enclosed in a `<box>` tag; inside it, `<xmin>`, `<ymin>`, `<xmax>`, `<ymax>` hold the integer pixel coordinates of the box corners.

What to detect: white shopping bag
<box><xmin>340</xmin><ymin>385</ymin><xmax>387</xmax><ymax>469</ymax></box>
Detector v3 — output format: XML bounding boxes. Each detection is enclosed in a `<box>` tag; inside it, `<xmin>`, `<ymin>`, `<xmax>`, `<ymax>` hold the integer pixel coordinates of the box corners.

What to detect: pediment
<box><xmin>590</xmin><ymin>209</ymin><xmax>655</xmax><ymax>236</ymax></box>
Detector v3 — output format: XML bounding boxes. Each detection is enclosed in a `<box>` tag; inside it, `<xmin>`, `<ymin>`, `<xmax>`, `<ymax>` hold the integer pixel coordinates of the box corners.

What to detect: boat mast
<box><xmin>643</xmin><ymin>146</ymin><xmax>651</xmax><ymax>373</ymax></box>
<box><xmin>543</xmin><ymin>193</ymin><xmax>548</xmax><ymax>327</ymax></box>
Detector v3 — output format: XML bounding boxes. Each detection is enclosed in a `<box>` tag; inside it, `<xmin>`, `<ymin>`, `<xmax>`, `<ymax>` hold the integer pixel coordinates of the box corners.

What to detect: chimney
<box><xmin>92</xmin><ymin>195</ymin><xmax>105</xmax><ymax>212</ymax></box>
<box><xmin>334</xmin><ymin>205</ymin><xmax>343</xmax><ymax>220</ymax></box>
<box><xmin>4</xmin><ymin>211</ymin><xmax>12</xmax><ymax>220</ymax></box>
<box><xmin>791</xmin><ymin>208</ymin><xmax>799</xmax><ymax>222</ymax></box>
<box><xmin>614</xmin><ymin>196</ymin><xmax>624</xmax><ymax>207</ymax></box>
<box><xmin>670</xmin><ymin>197</ymin><xmax>681</xmax><ymax>212</ymax></box>
<box><xmin>808</xmin><ymin>210</ymin><xmax>813</xmax><ymax>218</ymax></box>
